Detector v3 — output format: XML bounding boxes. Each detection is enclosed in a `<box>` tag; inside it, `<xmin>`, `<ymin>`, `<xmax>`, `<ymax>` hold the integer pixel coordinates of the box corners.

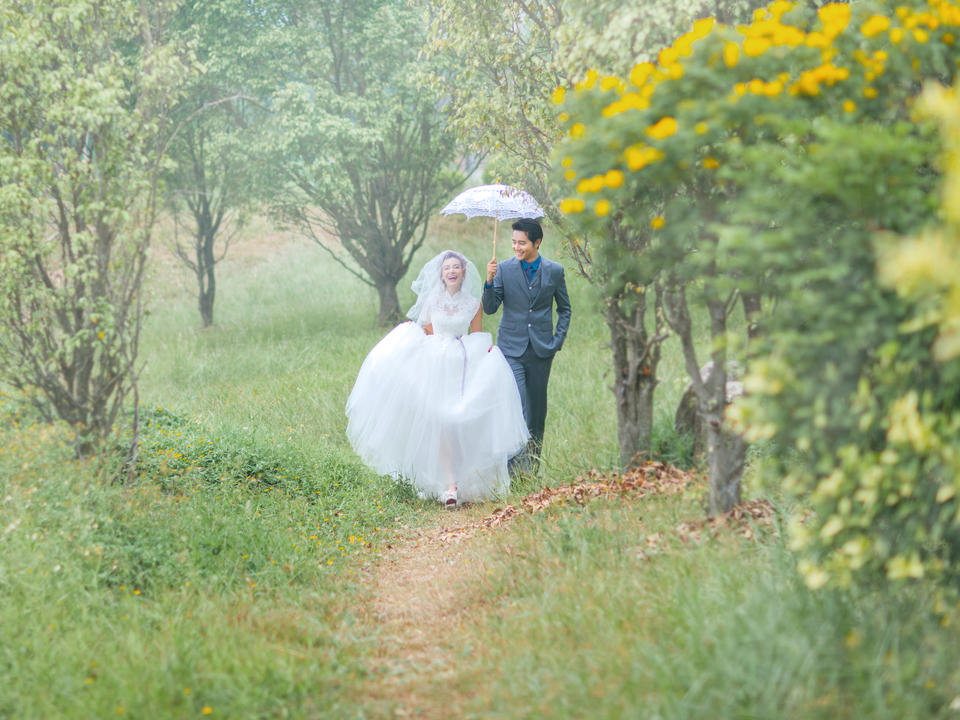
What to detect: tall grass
<box><xmin>0</xmin><ymin>211</ymin><xmax>814</xmax><ymax>718</ymax></box>
<box><xmin>0</xmin><ymin>213</ymin><xmax>653</xmax><ymax>717</ymax></box>
<box><xmin>439</xmin><ymin>494</ymin><xmax>960</xmax><ymax>719</ymax></box>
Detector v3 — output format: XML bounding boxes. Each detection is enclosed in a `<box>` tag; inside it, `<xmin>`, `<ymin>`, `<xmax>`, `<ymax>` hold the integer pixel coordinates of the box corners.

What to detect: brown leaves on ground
<box><xmin>418</xmin><ymin>461</ymin><xmax>778</xmax><ymax>552</ymax></box>
<box><xmin>426</xmin><ymin>461</ymin><xmax>695</xmax><ymax>545</ymax></box>
<box><xmin>666</xmin><ymin>498</ymin><xmax>777</xmax><ymax>544</ymax></box>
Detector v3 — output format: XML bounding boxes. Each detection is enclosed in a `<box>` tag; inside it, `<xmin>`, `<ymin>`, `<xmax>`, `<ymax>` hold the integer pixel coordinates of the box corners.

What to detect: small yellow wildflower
<box><xmin>559</xmin><ymin>198</ymin><xmax>586</xmax><ymax>214</ymax></box>
<box><xmin>645</xmin><ymin>116</ymin><xmax>678</xmax><ymax>139</ymax></box>
<box><xmin>604</xmin><ymin>169</ymin><xmax>624</xmax><ymax>188</ymax></box>
<box><xmin>860</xmin><ymin>15</ymin><xmax>890</xmax><ymax>38</ymax></box>
<box><xmin>723</xmin><ymin>42</ymin><xmax>739</xmax><ymax>68</ymax></box>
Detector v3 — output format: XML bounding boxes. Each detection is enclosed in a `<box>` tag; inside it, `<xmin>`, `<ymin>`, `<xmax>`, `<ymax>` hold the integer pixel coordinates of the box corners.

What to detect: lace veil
<box><xmin>407</xmin><ymin>250</ymin><xmax>482</xmax><ymax>326</ymax></box>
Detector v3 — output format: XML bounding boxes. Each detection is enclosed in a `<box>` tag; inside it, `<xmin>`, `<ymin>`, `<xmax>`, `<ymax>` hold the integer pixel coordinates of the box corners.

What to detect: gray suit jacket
<box><xmin>481</xmin><ymin>256</ymin><xmax>572</xmax><ymax>359</ymax></box>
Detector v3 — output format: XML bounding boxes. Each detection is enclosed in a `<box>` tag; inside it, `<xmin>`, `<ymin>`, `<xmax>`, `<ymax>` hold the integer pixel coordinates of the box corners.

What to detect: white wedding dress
<box><xmin>346</xmin><ymin>288</ymin><xmax>529</xmax><ymax>502</ymax></box>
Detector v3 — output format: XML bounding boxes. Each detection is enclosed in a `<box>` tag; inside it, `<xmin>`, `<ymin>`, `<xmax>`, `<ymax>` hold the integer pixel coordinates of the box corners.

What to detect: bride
<box><xmin>346</xmin><ymin>250</ymin><xmax>529</xmax><ymax>508</ymax></box>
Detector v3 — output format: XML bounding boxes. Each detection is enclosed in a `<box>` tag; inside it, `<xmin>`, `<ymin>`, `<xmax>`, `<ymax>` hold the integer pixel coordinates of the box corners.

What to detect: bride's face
<box><xmin>441</xmin><ymin>258</ymin><xmax>464</xmax><ymax>291</ymax></box>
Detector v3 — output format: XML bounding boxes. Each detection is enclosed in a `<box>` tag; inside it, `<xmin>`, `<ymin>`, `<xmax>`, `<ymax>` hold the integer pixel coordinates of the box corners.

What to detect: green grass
<box><xmin>3</xmin><ymin>214</ymin><xmax>957</xmax><ymax>718</ymax></box>
<box><xmin>0</xmin><ymin>215</ymin><xmax>633</xmax><ymax>718</ymax></box>
<box><xmin>444</xmin><ymin>493</ymin><xmax>960</xmax><ymax>719</ymax></box>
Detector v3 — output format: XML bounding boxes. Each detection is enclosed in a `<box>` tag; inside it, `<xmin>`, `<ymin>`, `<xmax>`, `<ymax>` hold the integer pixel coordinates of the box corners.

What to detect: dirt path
<box><xmin>360</xmin><ymin>505</ymin><xmax>490</xmax><ymax>718</ymax></box>
<box><xmin>357</xmin><ymin>463</ymin><xmax>704</xmax><ymax>718</ymax></box>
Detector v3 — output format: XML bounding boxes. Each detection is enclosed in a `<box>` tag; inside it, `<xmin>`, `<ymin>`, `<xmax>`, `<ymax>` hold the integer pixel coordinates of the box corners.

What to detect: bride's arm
<box><xmin>423</xmin><ymin>323</ymin><xmax>433</xmax><ymax>335</ymax></box>
<box><xmin>469</xmin><ymin>307</ymin><xmax>482</xmax><ymax>333</ymax></box>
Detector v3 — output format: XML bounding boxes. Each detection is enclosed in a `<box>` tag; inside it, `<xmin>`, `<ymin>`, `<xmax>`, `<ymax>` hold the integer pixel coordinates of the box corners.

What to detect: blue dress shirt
<box><xmin>521</xmin><ymin>255</ymin><xmax>541</xmax><ymax>284</ymax></box>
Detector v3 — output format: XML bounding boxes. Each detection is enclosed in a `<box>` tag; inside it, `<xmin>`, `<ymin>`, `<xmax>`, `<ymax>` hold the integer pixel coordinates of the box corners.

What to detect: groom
<box><xmin>483</xmin><ymin>218</ymin><xmax>571</xmax><ymax>474</ymax></box>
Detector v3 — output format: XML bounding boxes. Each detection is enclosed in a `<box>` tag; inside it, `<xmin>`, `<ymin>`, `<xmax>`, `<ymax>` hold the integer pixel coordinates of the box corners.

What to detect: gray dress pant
<box><xmin>505</xmin><ymin>345</ymin><xmax>553</xmax><ymax>474</ymax></box>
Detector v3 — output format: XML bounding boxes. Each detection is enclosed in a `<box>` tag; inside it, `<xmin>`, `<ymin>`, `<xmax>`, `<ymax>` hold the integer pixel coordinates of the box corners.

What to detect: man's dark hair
<box><xmin>512</xmin><ymin>218</ymin><xmax>543</xmax><ymax>244</ymax></box>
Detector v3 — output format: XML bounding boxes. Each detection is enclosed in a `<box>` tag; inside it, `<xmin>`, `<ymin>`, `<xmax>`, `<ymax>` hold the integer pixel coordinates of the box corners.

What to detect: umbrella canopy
<box><xmin>440</xmin><ymin>183</ymin><xmax>545</xmax><ymax>221</ymax></box>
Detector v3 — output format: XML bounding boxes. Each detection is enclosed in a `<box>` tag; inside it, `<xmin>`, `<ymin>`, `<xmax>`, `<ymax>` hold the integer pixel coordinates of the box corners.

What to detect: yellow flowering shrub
<box><xmin>555</xmin><ymin>0</ymin><xmax>960</xmax><ymax>588</ymax></box>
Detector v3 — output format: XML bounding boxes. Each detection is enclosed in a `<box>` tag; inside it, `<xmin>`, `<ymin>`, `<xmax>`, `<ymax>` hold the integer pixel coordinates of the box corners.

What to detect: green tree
<box><xmin>267</xmin><ymin>0</ymin><xmax>469</xmax><ymax>325</ymax></box>
<box><xmin>161</xmin><ymin>1</ymin><xmax>278</xmax><ymax>328</ymax></box>
<box><xmin>423</xmin><ymin>0</ymin><xmax>767</xmax><ymax>468</ymax></box>
<box><xmin>555</xmin><ymin>0</ymin><xmax>960</xmax><ymax>547</ymax></box>
<box><xmin>0</xmin><ymin>0</ymin><xmax>189</xmax><ymax>456</ymax></box>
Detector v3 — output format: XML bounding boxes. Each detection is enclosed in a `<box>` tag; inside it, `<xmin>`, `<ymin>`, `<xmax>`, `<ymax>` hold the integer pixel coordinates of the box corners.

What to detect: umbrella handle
<box><xmin>492</xmin><ymin>216</ymin><xmax>498</xmax><ymax>259</ymax></box>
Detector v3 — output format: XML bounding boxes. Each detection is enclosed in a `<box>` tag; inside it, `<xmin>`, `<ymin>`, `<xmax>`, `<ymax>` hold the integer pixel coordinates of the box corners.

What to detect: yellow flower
<box><xmin>944</xmin><ymin>32</ymin><xmax>956</xmax><ymax>45</ymax></box>
<box><xmin>561</xmin><ymin>156</ymin><xmax>573</xmax><ymax>167</ymax></box>
<box><xmin>658</xmin><ymin>46</ymin><xmax>679</xmax><ymax>66</ymax></box>
<box><xmin>604</xmin><ymin>169</ymin><xmax>624</xmax><ymax>188</ymax></box>
<box><xmin>702</xmin><ymin>157</ymin><xmax>720</xmax><ymax>170</ymax></box>
<box><xmin>860</xmin><ymin>15</ymin><xmax>890</xmax><ymax>38</ymax></box>
<box><xmin>574</xmin><ymin>69</ymin><xmax>599</xmax><ymax>90</ymax></box>
<box><xmin>798</xmin><ymin>560</ymin><xmax>830</xmax><ymax>590</ymax></box>
<box><xmin>890</xmin><ymin>27</ymin><xmax>904</xmax><ymax>44</ymax></box>
<box><xmin>576</xmin><ymin>175</ymin><xmax>603</xmax><ymax>193</ymax></box>
<box><xmin>820</xmin><ymin>515</ymin><xmax>844</xmax><ymax>538</ymax></box>
<box><xmin>843</xmin><ymin>99</ymin><xmax>856</xmax><ymax>113</ymax></box>
<box><xmin>564</xmin><ymin>169</ymin><xmax>575</xmax><ymax>181</ymax></box>
<box><xmin>818</xmin><ymin>3</ymin><xmax>851</xmax><ymax>32</ymax></box>
<box><xmin>764</xmin><ymin>80</ymin><xmax>784</xmax><ymax>97</ymax></box>
<box><xmin>202</xmin><ymin>707</ymin><xmax>213</xmax><ymax>716</ymax></box>
<box><xmin>769</xmin><ymin>1</ymin><xmax>793</xmax><ymax>19</ymax></box>
<box><xmin>600</xmin><ymin>75</ymin><xmax>621</xmax><ymax>91</ymax></box>
<box><xmin>559</xmin><ymin>198</ymin><xmax>585</xmax><ymax>214</ymax></box>
<box><xmin>863</xmin><ymin>86</ymin><xmax>878</xmax><ymax>98</ymax></box>
<box><xmin>629</xmin><ymin>62</ymin><xmax>655</xmax><ymax>87</ymax></box>
<box><xmin>651</xmin><ymin>216</ymin><xmax>666</xmax><ymax>229</ymax></box>
<box><xmin>695</xmin><ymin>121</ymin><xmax>709</xmax><ymax>134</ymax></box>
<box><xmin>692</xmin><ymin>17</ymin><xmax>715</xmax><ymax>38</ymax></box>
<box><xmin>595</xmin><ymin>200</ymin><xmax>611</xmax><ymax>216</ymax></box>
<box><xmin>723</xmin><ymin>42</ymin><xmax>739</xmax><ymax>68</ymax></box>
<box><xmin>886</xmin><ymin>553</ymin><xmax>924</xmax><ymax>580</ymax></box>
<box><xmin>743</xmin><ymin>37</ymin><xmax>772</xmax><ymax>57</ymax></box>
<box><xmin>913</xmin><ymin>28</ymin><xmax>928</xmax><ymax>43</ymax></box>
<box><xmin>569</xmin><ymin>122</ymin><xmax>585</xmax><ymax>138</ymax></box>
<box><xmin>552</xmin><ymin>86</ymin><xmax>566</xmax><ymax>104</ymax></box>
<box><xmin>645</xmin><ymin>116</ymin><xmax>678</xmax><ymax>140</ymax></box>
<box><xmin>624</xmin><ymin>144</ymin><xmax>664</xmax><ymax>171</ymax></box>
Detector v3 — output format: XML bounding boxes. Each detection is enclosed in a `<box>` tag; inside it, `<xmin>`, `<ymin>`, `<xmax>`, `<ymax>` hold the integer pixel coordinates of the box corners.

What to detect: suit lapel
<box><xmin>512</xmin><ymin>258</ymin><xmax>528</xmax><ymax>297</ymax></box>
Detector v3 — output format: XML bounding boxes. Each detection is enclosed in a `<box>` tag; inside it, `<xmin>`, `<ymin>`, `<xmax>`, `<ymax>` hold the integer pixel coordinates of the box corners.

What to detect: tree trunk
<box><xmin>375</xmin><ymin>279</ymin><xmax>402</xmax><ymax>326</ymax></box>
<box><xmin>703</xmin><ymin>289</ymin><xmax>746</xmax><ymax>516</ymax></box>
<box><xmin>198</xmin><ymin>229</ymin><xmax>216</xmax><ymax>328</ymax></box>
<box><xmin>606</xmin><ymin>295</ymin><xmax>660</xmax><ymax>468</ymax></box>
<box><xmin>663</xmin><ymin>277</ymin><xmax>747</xmax><ymax>516</ymax></box>
<box><xmin>704</xmin><ymin>410</ymin><xmax>747</xmax><ymax>514</ymax></box>
<box><xmin>194</xmin><ymin>209</ymin><xmax>217</xmax><ymax>328</ymax></box>
<box><xmin>741</xmin><ymin>291</ymin><xmax>762</xmax><ymax>341</ymax></box>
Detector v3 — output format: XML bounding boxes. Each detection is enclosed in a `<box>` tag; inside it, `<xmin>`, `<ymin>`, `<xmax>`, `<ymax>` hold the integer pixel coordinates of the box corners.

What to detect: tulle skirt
<box><xmin>346</xmin><ymin>322</ymin><xmax>529</xmax><ymax>502</ymax></box>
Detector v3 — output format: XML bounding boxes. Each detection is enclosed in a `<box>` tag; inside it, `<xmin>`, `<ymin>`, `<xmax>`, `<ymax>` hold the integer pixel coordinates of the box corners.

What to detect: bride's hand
<box><xmin>486</xmin><ymin>258</ymin><xmax>497</xmax><ymax>284</ymax></box>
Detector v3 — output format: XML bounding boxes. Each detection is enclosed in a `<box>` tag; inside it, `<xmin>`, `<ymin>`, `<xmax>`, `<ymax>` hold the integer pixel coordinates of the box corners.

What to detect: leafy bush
<box><xmin>556</xmin><ymin>0</ymin><xmax>960</xmax><ymax>584</ymax></box>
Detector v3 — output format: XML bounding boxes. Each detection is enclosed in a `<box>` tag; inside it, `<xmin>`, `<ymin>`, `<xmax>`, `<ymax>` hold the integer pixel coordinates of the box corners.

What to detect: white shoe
<box><xmin>442</xmin><ymin>489</ymin><xmax>458</xmax><ymax>510</ymax></box>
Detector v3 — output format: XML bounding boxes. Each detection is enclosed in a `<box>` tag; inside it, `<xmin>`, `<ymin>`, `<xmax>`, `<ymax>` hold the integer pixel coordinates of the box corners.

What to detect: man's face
<box><xmin>512</xmin><ymin>230</ymin><xmax>540</xmax><ymax>263</ymax></box>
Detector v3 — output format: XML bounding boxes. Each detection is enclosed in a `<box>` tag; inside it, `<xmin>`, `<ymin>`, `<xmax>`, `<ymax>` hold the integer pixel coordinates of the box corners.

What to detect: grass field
<box><xmin>1</xmin><ymin>215</ymin><xmax>958</xmax><ymax>718</ymax></box>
